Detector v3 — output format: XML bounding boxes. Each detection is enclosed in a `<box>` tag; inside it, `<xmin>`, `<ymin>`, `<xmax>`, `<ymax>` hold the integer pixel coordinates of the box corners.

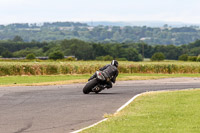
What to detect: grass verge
<box><xmin>80</xmin><ymin>89</ymin><xmax>200</xmax><ymax>133</ymax></box>
<box><xmin>0</xmin><ymin>74</ymin><xmax>90</xmax><ymax>86</ymax></box>
<box><xmin>1</xmin><ymin>73</ymin><xmax>200</xmax><ymax>86</ymax></box>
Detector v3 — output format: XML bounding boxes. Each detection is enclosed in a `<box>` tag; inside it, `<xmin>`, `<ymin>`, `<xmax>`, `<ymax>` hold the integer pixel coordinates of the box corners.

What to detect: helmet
<box><xmin>111</xmin><ymin>60</ymin><xmax>118</xmax><ymax>67</ymax></box>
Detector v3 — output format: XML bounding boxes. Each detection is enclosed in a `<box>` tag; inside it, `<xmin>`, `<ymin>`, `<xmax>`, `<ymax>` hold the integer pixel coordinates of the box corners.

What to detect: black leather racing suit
<box><xmin>88</xmin><ymin>64</ymin><xmax>118</xmax><ymax>89</ymax></box>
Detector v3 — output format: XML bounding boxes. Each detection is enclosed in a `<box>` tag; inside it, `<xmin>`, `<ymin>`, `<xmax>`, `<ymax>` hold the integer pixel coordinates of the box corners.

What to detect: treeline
<box><xmin>1</xmin><ymin>37</ymin><xmax>200</xmax><ymax>61</ymax></box>
<box><xmin>0</xmin><ymin>22</ymin><xmax>87</xmax><ymax>29</ymax></box>
<box><xmin>0</xmin><ymin>22</ymin><xmax>200</xmax><ymax>45</ymax></box>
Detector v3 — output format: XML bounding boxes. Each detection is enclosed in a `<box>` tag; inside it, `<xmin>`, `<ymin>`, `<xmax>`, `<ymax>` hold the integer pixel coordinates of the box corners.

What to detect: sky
<box><xmin>0</xmin><ymin>0</ymin><xmax>200</xmax><ymax>24</ymax></box>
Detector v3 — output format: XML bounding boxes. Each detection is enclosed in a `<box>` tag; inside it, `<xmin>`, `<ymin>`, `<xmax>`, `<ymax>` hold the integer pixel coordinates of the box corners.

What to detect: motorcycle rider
<box><xmin>88</xmin><ymin>60</ymin><xmax>119</xmax><ymax>89</ymax></box>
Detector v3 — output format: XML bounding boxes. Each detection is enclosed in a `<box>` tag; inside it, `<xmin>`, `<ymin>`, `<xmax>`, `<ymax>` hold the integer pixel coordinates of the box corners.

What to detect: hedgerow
<box><xmin>0</xmin><ymin>61</ymin><xmax>200</xmax><ymax>76</ymax></box>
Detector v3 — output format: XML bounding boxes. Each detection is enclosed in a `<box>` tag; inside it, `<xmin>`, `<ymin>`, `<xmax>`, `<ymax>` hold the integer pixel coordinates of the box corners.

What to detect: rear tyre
<box><xmin>83</xmin><ymin>79</ymin><xmax>98</xmax><ymax>94</ymax></box>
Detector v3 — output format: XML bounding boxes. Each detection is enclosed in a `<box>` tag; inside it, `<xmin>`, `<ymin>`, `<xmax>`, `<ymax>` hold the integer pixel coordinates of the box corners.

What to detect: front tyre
<box><xmin>83</xmin><ymin>79</ymin><xmax>98</xmax><ymax>94</ymax></box>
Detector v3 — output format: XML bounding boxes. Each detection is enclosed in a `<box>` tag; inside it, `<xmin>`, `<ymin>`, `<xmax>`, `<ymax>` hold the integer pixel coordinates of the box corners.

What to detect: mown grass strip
<box><xmin>0</xmin><ymin>74</ymin><xmax>90</xmax><ymax>86</ymax></box>
<box><xmin>81</xmin><ymin>89</ymin><xmax>200</xmax><ymax>133</ymax></box>
<box><xmin>1</xmin><ymin>73</ymin><xmax>200</xmax><ymax>86</ymax></box>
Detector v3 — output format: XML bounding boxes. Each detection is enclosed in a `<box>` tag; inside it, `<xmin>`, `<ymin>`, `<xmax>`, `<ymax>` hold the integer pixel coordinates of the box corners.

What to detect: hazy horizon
<box><xmin>0</xmin><ymin>20</ymin><xmax>197</xmax><ymax>26</ymax></box>
<box><xmin>1</xmin><ymin>0</ymin><xmax>200</xmax><ymax>25</ymax></box>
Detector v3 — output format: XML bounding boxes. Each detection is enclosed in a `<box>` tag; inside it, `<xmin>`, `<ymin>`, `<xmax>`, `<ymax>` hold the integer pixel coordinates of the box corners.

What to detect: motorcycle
<box><xmin>83</xmin><ymin>71</ymin><xmax>110</xmax><ymax>94</ymax></box>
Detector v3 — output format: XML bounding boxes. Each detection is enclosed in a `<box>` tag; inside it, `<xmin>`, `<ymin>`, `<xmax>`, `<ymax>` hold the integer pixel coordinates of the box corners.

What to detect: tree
<box><xmin>61</xmin><ymin>39</ymin><xmax>94</xmax><ymax>60</ymax></box>
<box><xmin>178</xmin><ymin>54</ymin><xmax>188</xmax><ymax>61</ymax></box>
<box><xmin>151</xmin><ymin>52</ymin><xmax>165</xmax><ymax>61</ymax></box>
<box><xmin>13</xmin><ymin>35</ymin><xmax>23</xmax><ymax>42</ymax></box>
<box><xmin>164</xmin><ymin>45</ymin><xmax>181</xmax><ymax>60</ymax></box>
<box><xmin>26</xmin><ymin>53</ymin><xmax>36</xmax><ymax>60</ymax></box>
<box><xmin>163</xmin><ymin>24</ymin><xmax>168</xmax><ymax>28</ymax></box>
<box><xmin>13</xmin><ymin>49</ymin><xmax>31</xmax><ymax>57</ymax></box>
<box><xmin>96</xmin><ymin>55</ymin><xmax>113</xmax><ymax>61</ymax></box>
<box><xmin>49</xmin><ymin>51</ymin><xmax>64</xmax><ymax>60</ymax></box>
<box><xmin>189</xmin><ymin>47</ymin><xmax>200</xmax><ymax>56</ymax></box>
<box><xmin>0</xmin><ymin>46</ymin><xmax>6</xmax><ymax>55</ymax></box>
<box><xmin>2</xmin><ymin>50</ymin><xmax>13</xmax><ymax>58</ymax></box>
<box><xmin>196</xmin><ymin>55</ymin><xmax>200</xmax><ymax>62</ymax></box>
<box><xmin>124</xmin><ymin>48</ymin><xmax>143</xmax><ymax>61</ymax></box>
<box><xmin>112</xmin><ymin>31</ymin><xmax>121</xmax><ymax>41</ymax></box>
<box><xmin>188</xmin><ymin>56</ymin><xmax>197</xmax><ymax>62</ymax></box>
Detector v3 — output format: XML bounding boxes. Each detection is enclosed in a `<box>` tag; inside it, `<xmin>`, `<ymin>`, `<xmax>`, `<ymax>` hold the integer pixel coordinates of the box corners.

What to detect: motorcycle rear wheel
<box><xmin>83</xmin><ymin>79</ymin><xmax>98</xmax><ymax>94</ymax></box>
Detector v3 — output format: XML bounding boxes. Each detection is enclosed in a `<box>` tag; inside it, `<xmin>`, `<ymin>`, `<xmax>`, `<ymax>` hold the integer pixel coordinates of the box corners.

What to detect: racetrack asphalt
<box><xmin>0</xmin><ymin>77</ymin><xmax>200</xmax><ymax>133</ymax></box>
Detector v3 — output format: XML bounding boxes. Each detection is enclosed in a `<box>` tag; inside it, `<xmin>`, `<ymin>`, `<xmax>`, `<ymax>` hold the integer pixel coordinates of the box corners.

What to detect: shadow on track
<box><xmin>88</xmin><ymin>92</ymin><xmax>121</xmax><ymax>95</ymax></box>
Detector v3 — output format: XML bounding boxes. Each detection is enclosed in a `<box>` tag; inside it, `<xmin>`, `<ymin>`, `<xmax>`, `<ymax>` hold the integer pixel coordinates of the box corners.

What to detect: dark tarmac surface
<box><xmin>0</xmin><ymin>77</ymin><xmax>200</xmax><ymax>133</ymax></box>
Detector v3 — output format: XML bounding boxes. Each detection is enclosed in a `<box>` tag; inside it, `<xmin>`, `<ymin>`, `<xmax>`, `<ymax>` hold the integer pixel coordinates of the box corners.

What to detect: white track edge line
<box><xmin>116</xmin><ymin>93</ymin><xmax>142</xmax><ymax>113</ymax></box>
<box><xmin>71</xmin><ymin>118</ymin><xmax>108</xmax><ymax>133</ymax></box>
<box><xmin>71</xmin><ymin>93</ymin><xmax>143</xmax><ymax>133</ymax></box>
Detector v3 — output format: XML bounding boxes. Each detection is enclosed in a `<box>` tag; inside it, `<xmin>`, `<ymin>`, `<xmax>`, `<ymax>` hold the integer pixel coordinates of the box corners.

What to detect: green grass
<box><xmin>81</xmin><ymin>89</ymin><xmax>200</xmax><ymax>133</ymax></box>
<box><xmin>1</xmin><ymin>73</ymin><xmax>200</xmax><ymax>86</ymax></box>
<box><xmin>0</xmin><ymin>74</ymin><xmax>90</xmax><ymax>86</ymax></box>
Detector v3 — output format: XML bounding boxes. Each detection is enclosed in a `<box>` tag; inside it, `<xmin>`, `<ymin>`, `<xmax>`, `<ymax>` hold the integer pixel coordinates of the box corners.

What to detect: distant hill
<box><xmin>0</xmin><ymin>21</ymin><xmax>200</xmax><ymax>45</ymax></box>
<box><xmin>86</xmin><ymin>21</ymin><xmax>200</xmax><ymax>27</ymax></box>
